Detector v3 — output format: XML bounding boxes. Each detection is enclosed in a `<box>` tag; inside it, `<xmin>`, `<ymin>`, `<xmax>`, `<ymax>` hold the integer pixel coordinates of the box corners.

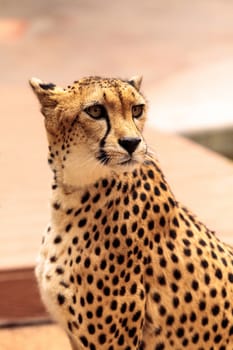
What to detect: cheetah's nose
<box><xmin>118</xmin><ymin>137</ymin><xmax>141</xmax><ymax>155</ymax></box>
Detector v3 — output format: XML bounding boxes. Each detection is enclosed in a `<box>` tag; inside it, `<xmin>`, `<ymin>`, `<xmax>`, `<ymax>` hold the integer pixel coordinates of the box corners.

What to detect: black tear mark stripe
<box><xmin>99</xmin><ymin>108</ymin><xmax>111</xmax><ymax>148</ymax></box>
<box><xmin>98</xmin><ymin>83</ymin><xmax>126</xmax><ymax>153</ymax></box>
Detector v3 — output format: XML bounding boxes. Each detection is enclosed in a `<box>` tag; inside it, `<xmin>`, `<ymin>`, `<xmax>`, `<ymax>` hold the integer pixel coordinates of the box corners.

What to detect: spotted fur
<box><xmin>30</xmin><ymin>76</ymin><xmax>233</xmax><ymax>350</ymax></box>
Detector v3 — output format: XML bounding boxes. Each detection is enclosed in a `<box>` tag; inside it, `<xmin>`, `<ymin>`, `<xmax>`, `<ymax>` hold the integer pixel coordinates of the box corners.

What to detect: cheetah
<box><xmin>30</xmin><ymin>75</ymin><xmax>233</xmax><ymax>350</ymax></box>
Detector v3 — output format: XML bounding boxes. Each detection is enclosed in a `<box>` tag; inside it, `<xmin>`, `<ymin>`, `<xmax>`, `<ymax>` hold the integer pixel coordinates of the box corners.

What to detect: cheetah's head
<box><xmin>29</xmin><ymin>76</ymin><xmax>148</xmax><ymax>188</ymax></box>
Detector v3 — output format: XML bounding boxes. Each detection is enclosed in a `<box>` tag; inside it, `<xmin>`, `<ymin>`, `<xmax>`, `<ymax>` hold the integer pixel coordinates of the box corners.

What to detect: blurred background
<box><xmin>0</xmin><ymin>0</ymin><xmax>233</xmax><ymax>344</ymax></box>
<box><xmin>1</xmin><ymin>0</ymin><xmax>233</xmax><ymax>133</ymax></box>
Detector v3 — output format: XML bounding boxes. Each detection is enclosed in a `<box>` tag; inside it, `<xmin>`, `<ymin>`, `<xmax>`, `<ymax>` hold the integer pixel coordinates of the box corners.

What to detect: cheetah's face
<box><xmin>30</xmin><ymin>76</ymin><xmax>148</xmax><ymax>187</ymax></box>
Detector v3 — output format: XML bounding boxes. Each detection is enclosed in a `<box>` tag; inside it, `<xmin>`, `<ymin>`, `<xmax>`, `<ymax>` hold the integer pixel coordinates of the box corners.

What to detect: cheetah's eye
<box><xmin>84</xmin><ymin>104</ymin><xmax>106</xmax><ymax>119</ymax></box>
<box><xmin>132</xmin><ymin>104</ymin><xmax>144</xmax><ymax>119</ymax></box>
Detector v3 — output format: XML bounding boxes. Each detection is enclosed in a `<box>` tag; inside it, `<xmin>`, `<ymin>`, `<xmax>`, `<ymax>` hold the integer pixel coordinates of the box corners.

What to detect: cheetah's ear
<box><xmin>128</xmin><ymin>75</ymin><xmax>143</xmax><ymax>91</ymax></box>
<box><xmin>29</xmin><ymin>77</ymin><xmax>64</xmax><ymax>134</ymax></box>
<box><xmin>29</xmin><ymin>77</ymin><xmax>63</xmax><ymax>108</ymax></box>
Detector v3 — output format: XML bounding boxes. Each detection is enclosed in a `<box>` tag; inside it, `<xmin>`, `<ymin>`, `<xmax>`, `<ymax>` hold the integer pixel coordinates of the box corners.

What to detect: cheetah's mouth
<box><xmin>96</xmin><ymin>148</ymin><xmax>146</xmax><ymax>168</ymax></box>
<box><xmin>96</xmin><ymin>151</ymin><xmax>138</xmax><ymax>167</ymax></box>
<box><xmin>119</xmin><ymin>158</ymin><xmax>138</xmax><ymax>166</ymax></box>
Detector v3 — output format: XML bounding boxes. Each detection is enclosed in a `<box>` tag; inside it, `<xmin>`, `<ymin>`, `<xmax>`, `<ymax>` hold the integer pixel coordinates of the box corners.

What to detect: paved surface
<box><xmin>0</xmin><ymin>0</ymin><xmax>233</xmax><ymax>269</ymax></box>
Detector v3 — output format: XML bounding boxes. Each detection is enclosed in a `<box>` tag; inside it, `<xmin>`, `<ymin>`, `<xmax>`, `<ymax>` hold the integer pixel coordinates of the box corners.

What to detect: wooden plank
<box><xmin>0</xmin><ymin>268</ymin><xmax>47</xmax><ymax>324</ymax></box>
